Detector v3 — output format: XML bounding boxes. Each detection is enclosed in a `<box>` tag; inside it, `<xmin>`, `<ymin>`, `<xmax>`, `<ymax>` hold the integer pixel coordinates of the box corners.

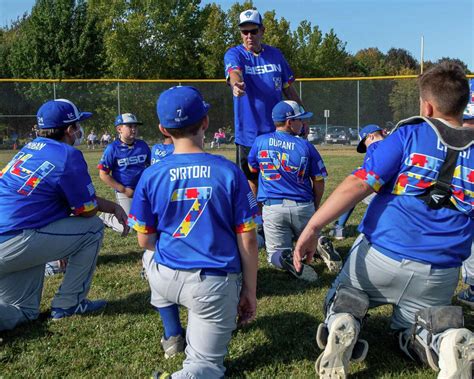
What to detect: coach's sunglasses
<box><xmin>240</xmin><ymin>28</ymin><xmax>259</xmax><ymax>36</ymax></box>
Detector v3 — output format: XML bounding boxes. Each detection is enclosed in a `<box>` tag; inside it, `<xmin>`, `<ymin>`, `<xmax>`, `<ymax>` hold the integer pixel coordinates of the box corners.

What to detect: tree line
<box><xmin>0</xmin><ymin>0</ymin><xmax>471</xmax><ymax>140</ymax></box>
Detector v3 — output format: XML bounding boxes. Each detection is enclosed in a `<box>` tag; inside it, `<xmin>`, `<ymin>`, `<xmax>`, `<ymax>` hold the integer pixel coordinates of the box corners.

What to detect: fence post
<box><xmin>53</xmin><ymin>82</ymin><xmax>56</xmax><ymax>99</ymax></box>
<box><xmin>117</xmin><ymin>83</ymin><xmax>121</xmax><ymax>115</ymax></box>
<box><xmin>357</xmin><ymin>80</ymin><xmax>360</xmax><ymax>135</ymax></box>
<box><xmin>299</xmin><ymin>81</ymin><xmax>302</xmax><ymax>102</ymax></box>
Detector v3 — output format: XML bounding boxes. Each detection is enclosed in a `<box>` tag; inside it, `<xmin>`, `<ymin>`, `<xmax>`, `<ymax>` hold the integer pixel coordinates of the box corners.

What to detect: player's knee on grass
<box><xmin>398</xmin><ymin>305</ymin><xmax>465</xmax><ymax>371</ymax></box>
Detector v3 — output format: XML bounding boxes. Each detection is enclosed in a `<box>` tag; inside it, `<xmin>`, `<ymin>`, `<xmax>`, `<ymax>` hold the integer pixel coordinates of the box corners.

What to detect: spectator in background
<box><xmin>87</xmin><ymin>130</ymin><xmax>97</xmax><ymax>149</ymax></box>
<box><xmin>100</xmin><ymin>131</ymin><xmax>112</xmax><ymax>147</ymax></box>
<box><xmin>211</xmin><ymin>128</ymin><xmax>226</xmax><ymax>148</ymax></box>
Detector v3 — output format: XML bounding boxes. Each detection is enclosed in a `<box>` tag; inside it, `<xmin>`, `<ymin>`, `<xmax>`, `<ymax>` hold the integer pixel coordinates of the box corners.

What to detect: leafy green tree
<box><xmin>389</xmin><ymin>68</ymin><xmax>419</xmax><ymax>122</ymax></box>
<box><xmin>198</xmin><ymin>3</ymin><xmax>229</xmax><ymax>78</ymax></box>
<box><xmin>292</xmin><ymin>20</ymin><xmax>322</xmax><ymax>77</ymax></box>
<box><xmin>354</xmin><ymin>48</ymin><xmax>388</xmax><ymax>76</ymax></box>
<box><xmin>8</xmin><ymin>0</ymin><xmax>105</xmax><ymax>79</ymax></box>
<box><xmin>314</xmin><ymin>29</ymin><xmax>351</xmax><ymax>77</ymax></box>
<box><xmin>103</xmin><ymin>0</ymin><xmax>204</xmax><ymax>79</ymax></box>
<box><xmin>385</xmin><ymin>48</ymin><xmax>419</xmax><ymax>75</ymax></box>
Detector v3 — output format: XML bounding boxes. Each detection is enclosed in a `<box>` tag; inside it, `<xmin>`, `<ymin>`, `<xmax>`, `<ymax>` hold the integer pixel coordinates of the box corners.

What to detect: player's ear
<box><xmin>419</xmin><ymin>97</ymin><xmax>434</xmax><ymax>117</ymax></box>
<box><xmin>260</xmin><ymin>26</ymin><xmax>265</xmax><ymax>36</ymax></box>
<box><xmin>159</xmin><ymin>124</ymin><xmax>171</xmax><ymax>137</ymax></box>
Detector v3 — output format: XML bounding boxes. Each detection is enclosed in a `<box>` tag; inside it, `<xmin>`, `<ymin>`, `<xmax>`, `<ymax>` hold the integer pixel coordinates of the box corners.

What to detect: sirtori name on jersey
<box><xmin>128</xmin><ymin>153</ymin><xmax>260</xmax><ymax>273</ymax></box>
<box><xmin>248</xmin><ymin>131</ymin><xmax>328</xmax><ymax>203</ymax></box>
<box><xmin>224</xmin><ymin>44</ymin><xmax>294</xmax><ymax>147</ymax></box>
<box><xmin>98</xmin><ymin>139</ymin><xmax>151</xmax><ymax>189</ymax></box>
<box><xmin>0</xmin><ymin>137</ymin><xmax>97</xmax><ymax>233</ymax></box>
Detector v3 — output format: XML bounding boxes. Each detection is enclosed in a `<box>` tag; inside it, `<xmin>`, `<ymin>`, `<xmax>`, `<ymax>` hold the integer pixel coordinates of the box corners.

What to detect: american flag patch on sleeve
<box><xmin>87</xmin><ymin>182</ymin><xmax>95</xmax><ymax>196</ymax></box>
<box><xmin>247</xmin><ymin>191</ymin><xmax>257</xmax><ymax>209</ymax></box>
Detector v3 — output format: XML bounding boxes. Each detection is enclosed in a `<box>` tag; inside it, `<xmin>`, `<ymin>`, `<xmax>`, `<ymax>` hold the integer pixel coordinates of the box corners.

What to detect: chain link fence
<box><xmin>0</xmin><ymin>76</ymin><xmax>453</xmax><ymax>147</ymax></box>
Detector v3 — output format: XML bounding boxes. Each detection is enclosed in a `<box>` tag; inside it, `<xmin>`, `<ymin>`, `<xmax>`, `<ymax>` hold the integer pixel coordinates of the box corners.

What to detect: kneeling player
<box><xmin>128</xmin><ymin>86</ymin><xmax>260</xmax><ymax>378</ymax></box>
<box><xmin>0</xmin><ymin>99</ymin><xmax>128</xmax><ymax>331</ymax></box>
<box><xmin>295</xmin><ymin>62</ymin><xmax>474</xmax><ymax>378</ymax></box>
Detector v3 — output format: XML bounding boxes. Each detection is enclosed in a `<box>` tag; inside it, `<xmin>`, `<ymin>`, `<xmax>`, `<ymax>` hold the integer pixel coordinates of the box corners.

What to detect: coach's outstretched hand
<box><xmin>293</xmin><ymin>227</ymin><xmax>318</xmax><ymax>273</ymax></box>
<box><xmin>232</xmin><ymin>81</ymin><xmax>246</xmax><ymax>97</ymax></box>
<box><xmin>237</xmin><ymin>288</ymin><xmax>256</xmax><ymax>327</ymax></box>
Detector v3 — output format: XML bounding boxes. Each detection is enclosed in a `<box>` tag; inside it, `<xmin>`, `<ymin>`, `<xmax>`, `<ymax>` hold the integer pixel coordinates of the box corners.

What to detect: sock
<box><xmin>156</xmin><ymin>305</ymin><xmax>183</xmax><ymax>339</ymax></box>
<box><xmin>470</xmin><ymin>285</ymin><xmax>474</xmax><ymax>293</ymax></box>
<box><xmin>270</xmin><ymin>251</ymin><xmax>284</xmax><ymax>269</ymax></box>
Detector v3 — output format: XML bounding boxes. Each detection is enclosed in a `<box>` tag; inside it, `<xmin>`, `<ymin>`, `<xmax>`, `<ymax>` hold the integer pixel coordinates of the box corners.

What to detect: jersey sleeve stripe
<box><xmin>235</xmin><ymin>214</ymin><xmax>261</xmax><ymax>233</ymax></box>
<box><xmin>97</xmin><ymin>164</ymin><xmax>111</xmax><ymax>173</ymax></box>
<box><xmin>128</xmin><ymin>215</ymin><xmax>156</xmax><ymax>234</ymax></box>
<box><xmin>352</xmin><ymin>168</ymin><xmax>384</xmax><ymax>192</ymax></box>
<box><xmin>71</xmin><ymin>199</ymin><xmax>98</xmax><ymax>215</ymax></box>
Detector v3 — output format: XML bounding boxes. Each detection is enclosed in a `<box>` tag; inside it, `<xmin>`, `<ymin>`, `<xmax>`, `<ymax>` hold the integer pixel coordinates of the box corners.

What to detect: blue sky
<box><xmin>1</xmin><ymin>0</ymin><xmax>473</xmax><ymax>71</ymax></box>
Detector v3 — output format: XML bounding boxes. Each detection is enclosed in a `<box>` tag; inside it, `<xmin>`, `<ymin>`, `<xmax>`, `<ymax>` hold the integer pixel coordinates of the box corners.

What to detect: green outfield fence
<box><xmin>1</xmin><ymin>75</ymin><xmax>473</xmax><ymax>145</ymax></box>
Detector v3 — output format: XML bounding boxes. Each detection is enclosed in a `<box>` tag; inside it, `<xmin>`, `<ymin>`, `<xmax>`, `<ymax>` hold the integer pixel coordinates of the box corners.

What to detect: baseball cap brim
<box><xmin>463</xmin><ymin>114</ymin><xmax>474</xmax><ymax>120</ymax></box>
<box><xmin>117</xmin><ymin>121</ymin><xmax>143</xmax><ymax>125</ymax></box>
<box><xmin>78</xmin><ymin>112</ymin><xmax>93</xmax><ymax>122</ymax></box>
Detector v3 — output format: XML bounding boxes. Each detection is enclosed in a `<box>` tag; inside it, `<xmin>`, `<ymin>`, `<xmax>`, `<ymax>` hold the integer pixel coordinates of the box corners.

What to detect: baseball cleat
<box><xmin>437</xmin><ymin>328</ymin><xmax>473</xmax><ymax>379</ymax></box>
<box><xmin>279</xmin><ymin>249</ymin><xmax>318</xmax><ymax>282</ymax></box>
<box><xmin>316</xmin><ymin>322</ymin><xmax>368</xmax><ymax>363</ymax></box>
<box><xmin>50</xmin><ymin>299</ymin><xmax>107</xmax><ymax>320</ymax></box>
<box><xmin>317</xmin><ymin>236</ymin><xmax>342</xmax><ymax>273</ymax></box>
<box><xmin>315</xmin><ymin>314</ymin><xmax>359</xmax><ymax>378</ymax></box>
<box><xmin>161</xmin><ymin>333</ymin><xmax>185</xmax><ymax>359</ymax></box>
<box><xmin>456</xmin><ymin>288</ymin><xmax>474</xmax><ymax>309</ymax></box>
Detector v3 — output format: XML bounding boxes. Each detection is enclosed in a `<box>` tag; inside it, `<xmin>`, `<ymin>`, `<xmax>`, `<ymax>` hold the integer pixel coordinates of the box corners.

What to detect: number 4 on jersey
<box><xmin>0</xmin><ymin>152</ymin><xmax>55</xmax><ymax>196</ymax></box>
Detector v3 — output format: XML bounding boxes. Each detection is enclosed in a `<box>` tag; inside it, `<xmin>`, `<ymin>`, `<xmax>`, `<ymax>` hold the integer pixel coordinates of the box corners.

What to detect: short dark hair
<box><xmin>274</xmin><ymin>121</ymin><xmax>286</xmax><ymax>127</ymax></box>
<box><xmin>418</xmin><ymin>62</ymin><xmax>469</xmax><ymax>117</ymax></box>
<box><xmin>163</xmin><ymin>117</ymin><xmax>205</xmax><ymax>138</ymax></box>
<box><xmin>36</xmin><ymin>122</ymin><xmax>77</xmax><ymax>141</ymax></box>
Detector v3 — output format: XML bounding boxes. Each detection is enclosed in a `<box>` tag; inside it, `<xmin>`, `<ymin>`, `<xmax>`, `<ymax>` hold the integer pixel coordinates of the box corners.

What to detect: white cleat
<box><xmin>316</xmin><ymin>314</ymin><xmax>359</xmax><ymax>378</ymax></box>
<box><xmin>437</xmin><ymin>328</ymin><xmax>473</xmax><ymax>379</ymax></box>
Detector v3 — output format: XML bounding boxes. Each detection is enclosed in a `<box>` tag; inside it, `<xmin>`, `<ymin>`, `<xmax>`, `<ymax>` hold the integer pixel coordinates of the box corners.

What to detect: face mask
<box><xmin>73</xmin><ymin>126</ymin><xmax>84</xmax><ymax>146</ymax></box>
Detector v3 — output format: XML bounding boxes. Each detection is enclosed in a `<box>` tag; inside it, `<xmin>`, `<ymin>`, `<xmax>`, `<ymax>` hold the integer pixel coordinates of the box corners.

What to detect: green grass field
<box><xmin>0</xmin><ymin>146</ymin><xmax>471</xmax><ymax>378</ymax></box>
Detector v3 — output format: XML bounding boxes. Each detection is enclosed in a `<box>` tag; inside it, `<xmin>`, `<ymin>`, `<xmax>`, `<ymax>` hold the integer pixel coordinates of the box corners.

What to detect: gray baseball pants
<box><xmin>145</xmin><ymin>257</ymin><xmax>241</xmax><ymax>379</ymax></box>
<box><xmin>0</xmin><ymin>216</ymin><xmax>104</xmax><ymax>331</ymax></box>
<box><xmin>262</xmin><ymin>200</ymin><xmax>314</xmax><ymax>262</ymax></box>
<box><xmin>461</xmin><ymin>240</ymin><xmax>474</xmax><ymax>286</ymax></box>
<box><xmin>99</xmin><ymin>191</ymin><xmax>132</xmax><ymax>233</ymax></box>
<box><xmin>325</xmin><ymin>235</ymin><xmax>460</xmax><ymax>354</ymax></box>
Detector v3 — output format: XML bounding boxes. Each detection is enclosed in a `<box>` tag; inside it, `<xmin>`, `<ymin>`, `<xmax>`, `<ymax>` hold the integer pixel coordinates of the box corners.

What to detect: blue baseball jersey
<box><xmin>128</xmin><ymin>153</ymin><xmax>260</xmax><ymax>273</ymax></box>
<box><xmin>353</xmin><ymin>120</ymin><xmax>474</xmax><ymax>268</ymax></box>
<box><xmin>0</xmin><ymin>137</ymin><xmax>97</xmax><ymax>233</ymax></box>
<box><xmin>224</xmin><ymin>44</ymin><xmax>294</xmax><ymax>147</ymax></box>
<box><xmin>98</xmin><ymin>139</ymin><xmax>151</xmax><ymax>189</ymax></box>
<box><xmin>151</xmin><ymin>143</ymin><xmax>174</xmax><ymax>165</ymax></box>
<box><xmin>248</xmin><ymin>131</ymin><xmax>328</xmax><ymax>202</ymax></box>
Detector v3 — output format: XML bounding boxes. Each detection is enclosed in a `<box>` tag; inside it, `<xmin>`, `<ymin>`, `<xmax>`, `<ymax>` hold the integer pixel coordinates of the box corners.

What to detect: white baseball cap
<box><xmin>238</xmin><ymin>9</ymin><xmax>263</xmax><ymax>27</ymax></box>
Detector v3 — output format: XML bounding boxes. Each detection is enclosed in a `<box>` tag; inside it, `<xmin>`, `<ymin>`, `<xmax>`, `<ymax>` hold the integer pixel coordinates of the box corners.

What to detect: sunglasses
<box><xmin>240</xmin><ymin>28</ymin><xmax>259</xmax><ymax>36</ymax></box>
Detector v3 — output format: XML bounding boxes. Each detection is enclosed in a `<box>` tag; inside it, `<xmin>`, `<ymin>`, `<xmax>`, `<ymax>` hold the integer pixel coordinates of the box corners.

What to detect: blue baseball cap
<box><xmin>114</xmin><ymin>113</ymin><xmax>143</xmax><ymax>127</ymax></box>
<box><xmin>36</xmin><ymin>99</ymin><xmax>92</xmax><ymax>129</ymax></box>
<box><xmin>157</xmin><ymin>86</ymin><xmax>210</xmax><ymax>129</ymax></box>
<box><xmin>357</xmin><ymin>124</ymin><xmax>383</xmax><ymax>153</ymax></box>
<box><xmin>272</xmin><ymin>100</ymin><xmax>313</xmax><ymax>122</ymax></box>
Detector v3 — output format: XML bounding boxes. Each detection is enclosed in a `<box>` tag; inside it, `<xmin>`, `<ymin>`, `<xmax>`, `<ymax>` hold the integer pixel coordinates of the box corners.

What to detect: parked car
<box><xmin>325</xmin><ymin>127</ymin><xmax>351</xmax><ymax>145</ymax></box>
<box><xmin>307</xmin><ymin>126</ymin><xmax>322</xmax><ymax>144</ymax></box>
